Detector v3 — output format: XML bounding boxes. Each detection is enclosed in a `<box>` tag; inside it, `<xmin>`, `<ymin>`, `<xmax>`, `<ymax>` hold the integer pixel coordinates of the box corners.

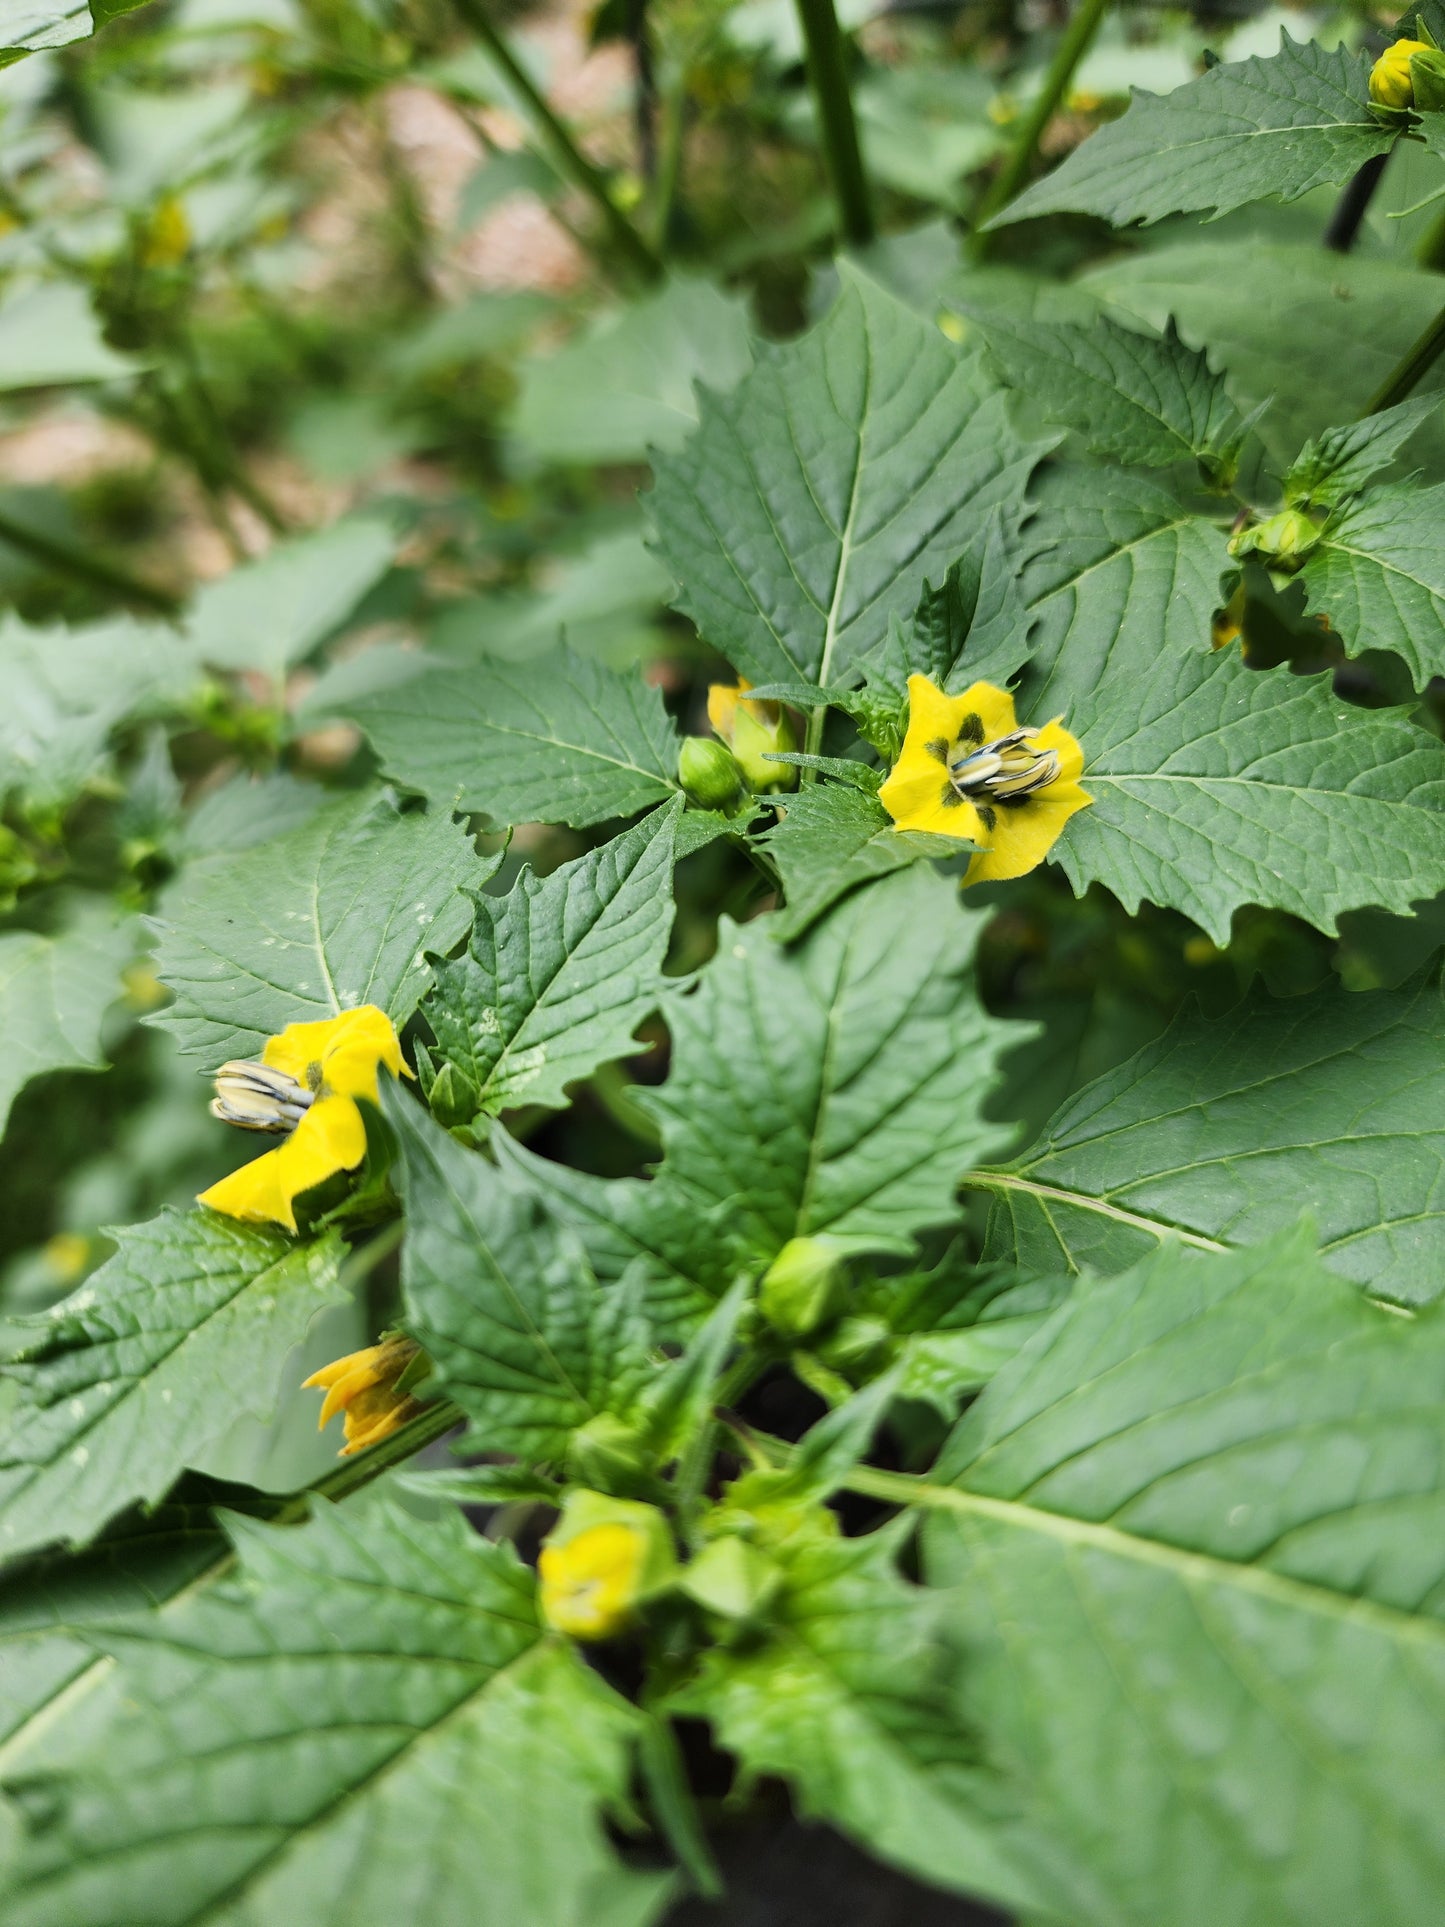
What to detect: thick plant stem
<box><xmin>1362</xmin><ymin>302</ymin><xmax>1445</xmax><ymax>413</ymax></box>
<box><xmin>1416</xmin><ymin>200</ymin><xmax>1445</xmax><ymax>272</ymax></box>
<box><xmin>793</xmin><ymin>0</ymin><xmax>875</xmax><ymax>247</ymax></box>
<box><xmin>450</xmin><ymin>0</ymin><xmax>663</xmax><ymax>285</ymax></box>
<box><xmin>971</xmin><ymin>0</ymin><xmax>1110</xmax><ymax>246</ymax></box>
<box><xmin>0</xmin><ymin>504</ymin><xmax>181</xmax><ymax>615</ymax></box>
<box><xmin>1324</xmin><ymin>148</ymin><xmax>1392</xmax><ymax>253</ymax></box>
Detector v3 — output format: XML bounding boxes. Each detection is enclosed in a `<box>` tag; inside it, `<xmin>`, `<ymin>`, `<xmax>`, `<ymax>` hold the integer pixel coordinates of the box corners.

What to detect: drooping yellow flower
<box><xmin>1370</xmin><ymin>39</ymin><xmax>1431</xmax><ymax>109</ymax></box>
<box><xmin>198</xmin><ymin>1005</ymin><xmax>409</xmax><ymax>1231</ymax></box>
<box><xmin>303</xmin><ymin>1332</ymin><xmax>431</xmax><ymax>1456</ymax></box>
<box><xmin>878</xmin><ymin>675</ymin><xmax>1090</xmax><ymax>886</ymax></box>
<box><xmin>707</xmin><ymin>678</ymin><xmax>799</xmax><ymax>792</ymax></box>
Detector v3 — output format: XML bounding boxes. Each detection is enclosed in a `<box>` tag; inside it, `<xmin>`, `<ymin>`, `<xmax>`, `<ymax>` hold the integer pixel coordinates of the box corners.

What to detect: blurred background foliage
<box><xmin>1</xmin><ymin>0</ymin><xmax>1442</xmax><ymax>1505</ymax></box>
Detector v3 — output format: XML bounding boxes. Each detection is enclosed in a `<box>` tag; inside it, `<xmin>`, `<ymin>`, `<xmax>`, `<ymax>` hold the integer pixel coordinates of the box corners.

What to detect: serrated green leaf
<box><xmin>762</xmin><ymin>785</ymin><xmax>957</xmax><ymax>941</ymax></box>
<box><xmin>1301</xmin><ymin>481</ymin><xmax>1445</xmax><ymax>691</ymax></box>
<box><xmin>387</xmin><ymin>1091</ymin><xmax>652</xmax><ymax>1458</ymax></box>
<box><xmin>151</xmin><ymin>790</ymin><xmax>487</xmax><ymax>1064</ymax></box>
<box><xmin>185</xmin><ymin>517</ymin><xmax>397</xmax><ymax>679</ymax></box>
<box><xmin>1015</xmin><ymin>470</ymin><xmax>1445</xmax><ymax>942</ymax></box>
<box><xmin>420</xmin><ymin>800</ymin><xmax>679</xmax><ymax>1120</ymax></box>
<box><xmin>1</xmin><ymin>615</ymin><xmax>200</xmax><ymax>809</ymax></box>
<box><xmin>1286</xmin><ymin>395</ymin><xmax>1439</xmax><ymax>511</ymax></box>
<box><xmin>344</xmin><ymin>645</ymin><xmax>681</xmax><ymax>830</ymax></box>
<box><xmin>513</xmin><ymin>277</ymin><xmax>753</xmax><ymax>465</ymax></box>
<box><xmin>669</xmin><ymin>1523</ymin><xmax>1042</xmax><ymax>1916</ymax></box>
<box><xmin>647</xmin><ymin>266</ymin><xmax>1047</xmax><ymax>689</ymax></box>
<box><xmin>974</xmin><ymin>968</ymin><xmax>1445</xmax><ymax>1307</ymax></box>
<box><xmin>491</xmin><ymin>1129</ymin><xmax>736</xmax><ymax>1338</ymax></box>
<box><xmin>638</xmin><ymin>864</ymin><xmax>1018</xmax><ymax>1262</ymax></box>
<box><xmin>0</xmin><ymin>1503</ymin><xmax>673</xmax><ymax>1927</ymax></box>
<box><xmin>924</xmin><ymin>1227</ymin><xmax>1445</xmax><ymax>1927</ymax></box>
<box><xmin>0</xmin><ymin>904</ymin><xmax>133</xmax><ymax>1142</ymax></box>
<box><xmin>1080</xmin><ymin>242</ymin><xmax>1445</xmax><ymax>475</ymax></box>
<box><xmin>995</xmin><ymin>35</ymin><xmax>1392</xmax><ymax>231</ymax></box>
<box><xmin>964</xmin><ymin>310</ymin><xmax>1245</xmax><ymax>470</ymax></box>
<box><xmin>0</xmin><ymin>1211</ymin><xmax>346</xmax><ymax>1561</ymax></box>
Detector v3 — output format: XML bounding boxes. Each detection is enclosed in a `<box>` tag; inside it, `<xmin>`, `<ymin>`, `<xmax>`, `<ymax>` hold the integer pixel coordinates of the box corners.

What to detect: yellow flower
<box><xmin>141</xmin><ymin>193</ymin><xmax>191</xmax><ymax>268</ymax></box>
<box><xmin>707</xmin><ymin>678</ymin><xmax>799</xmax><ymax>792</ymax></box>
<box><xmin>537</xmin><ymin>1491</ymin><xmax>675</xmax><ymax>1641</ymax></box>
<box><xmin>303</xmin><ymin>1332</ymin><xmax>430</xmax><ymax>1456</ymax></box>
<box><xmin>1370</xmin><ymin>39</ymin><xmax>1430</xmax><ymax>108</ymax></box>
<box><xmin>539</xmin><ymin>1523</ymin><xmax>650</xmax><ymax>1640</ymax></box>
<box><xmin>198</xmin><ymin>1005</ymin><xmax>409</xmax><ymax>1231</ymax></box>
<box><xmin>878</xmin><ymin>675</ymin><xmax>1090</xmax><ymax>886</ymax></box>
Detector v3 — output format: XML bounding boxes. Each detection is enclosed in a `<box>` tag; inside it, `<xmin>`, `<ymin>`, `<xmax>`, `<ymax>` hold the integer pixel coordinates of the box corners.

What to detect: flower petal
<box><xmin>965</xmin><ymin>778</ymin><xmax>1092</xmax><ymax>886</ymax></box>
<box><xmin>197</xmin><ymin>1146</ymin><xmax>297</xmax><ymax>1230</ymax></box>
<box><xmin>878</xmin><ymin>675</ymin><xmax>985</xmax><ymax>842</ymax></box>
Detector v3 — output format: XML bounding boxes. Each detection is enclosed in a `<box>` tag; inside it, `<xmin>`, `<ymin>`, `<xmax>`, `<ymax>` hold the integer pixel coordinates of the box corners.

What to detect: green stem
<box><xmin>1361</xmin><ymin>302</ymin><xmax>1445</xmax><ymax>414</ymax></box>
<box><xmin>971</xmin><ymin>0</ymin><xmax>1110</xmax><ymax>246</ymax></box>
<box><xmin>637</xmin><ymin>1711</ymin><xmax>724</xmax><ymax>1898</ymax></box>
<box><xmin>178</xmin><ymin>334</ymin><xmax>289</xmax><ymax>535</ymax></box>
<box><xmin>0</xmin><ymin>504</ymin><xmax>181</xmax><ymax>615</ymax></box>
<box><xmin>449</xmin><ymin>0</ymin><xmax>663</xmax><ymax>285</ymax></box>
<box><xmin>793</xmin><ymin>0</ymin><xmax>875</xmax><ymax>247</ymax></box>
<box><xmin>651</xmin><ymin>70</ymin><xmax>687</xmax><ymax>252</ymax></box>
<box><xmin>1415</xmin><ymin>196</ymin><xmax>1445</xmax><ymax>272</ymax></box>
<box><xmin>671</xmin><ymin>1348</ymin><xmax>771</xmax><ymax>1542</ymax></box>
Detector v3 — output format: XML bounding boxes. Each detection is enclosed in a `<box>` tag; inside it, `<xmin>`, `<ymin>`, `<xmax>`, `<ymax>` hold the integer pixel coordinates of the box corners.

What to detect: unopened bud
<box><xmin>760</xmin><ymin>1236</ymin><xmax>845</xmax><ymax>1342</ymax></box>
<box><xmin>538</xmin><ymin>1490</ymin><xmax>675</xmax><ymax>1642</ymax></box>
<box><xmin>1370</xmin><ymin>38</ymin><xmax>1432</xmax><ymax>109</ymax></box>
<box><xmin>1227</xmin><ymin>507</ymin><xmax>1321</xmax><ymax>573</ymax></box>
<box><xmin>427</xmin><ymin>1060</ymin><xmax>480</xmax><ymax>1130</ymax></box>
<box><xmin>707</xmin><ymin>680</ymin><xmax>800</xmax><ymax>794</ymax></box>
<box><xmin>678</xmin><ymin>735</ymin><xmax>745</xmax><ymax>811</ymax></box>
<box><xmin>677</xmin><ymin>1534</ymin><xmax>783</xmax><ymax>1622</ymax></box>
<box><xmin>566</xmin><ymin>1411</ymin><xmax>650</xmax><ymax>1492</ymax></box>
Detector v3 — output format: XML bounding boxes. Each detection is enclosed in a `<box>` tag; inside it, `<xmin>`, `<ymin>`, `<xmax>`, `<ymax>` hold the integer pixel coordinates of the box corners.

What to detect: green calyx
<box><xmin>759</xmin><ymin>1236</ymin><xmax>847</xmax><ymax>1342</ymax></box>
<box><xmin>678</xmin><ymin>736</ymin><xmax>746</xmax><ymax>811</ymax></box>
<box><xmin>1227</xmin><ymin>506</ymin><xmax>1322</xmax><ymax>573</ymax></box>
<box><xmin>676</xmin><ymin>1533</ymin><xmax>784</xmax><ymax>1623</ymax></box>
<box><xmin>566</xmin><ymin>1411</ymin><xmax>654</xmax><ymax>1493</ymax></box>
<box><xmin>426</xmin><ymin>1059</ymin><xmax>481</xmax><ymax>1130</ymax></box>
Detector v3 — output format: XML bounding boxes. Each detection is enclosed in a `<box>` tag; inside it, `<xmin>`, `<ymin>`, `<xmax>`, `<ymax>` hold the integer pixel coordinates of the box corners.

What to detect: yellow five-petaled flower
<box><xmin>878</xmin><ymin>675</ymin><xmax>1090</xmax><ymax>884</ymax></box>
<box><xmin>198</xmin><ymin>1005</ymin><xmax>409</xmax><ymax>1231</ymax></box>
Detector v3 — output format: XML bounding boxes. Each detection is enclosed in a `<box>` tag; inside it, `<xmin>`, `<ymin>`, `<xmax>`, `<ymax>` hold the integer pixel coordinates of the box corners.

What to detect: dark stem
<box><xmin>450</xmin><ymin>0</ymin><xmax>663</xmax><ymax>284</ymax></box>
<box><xmin>1361</xmin><ymin>302</ymin><xmax>1445</xmax><ymax>414</ymax></box>
<box><xmin>0</xmin><ymin>504</ymin><xmax>181</xmax><ymax>614</ymax></box>
<box><xmin>793</xmin><ymin>0</ymin><xmax>875</xmax><ymax>247</ymax></box>
<box><xmin>628</xmin><ymin>0</ymin><xmax>659</xmax><ymax>180</ymax></box>
<box><xmin>1323</xmin><ymin>148</ymin><xmax>1392</xmax><ymax>253</ymax></box>
<box><xmin>971</xmin><ymin>0</ymin><xmax>1109</xmax><ymax>247</ymax></box>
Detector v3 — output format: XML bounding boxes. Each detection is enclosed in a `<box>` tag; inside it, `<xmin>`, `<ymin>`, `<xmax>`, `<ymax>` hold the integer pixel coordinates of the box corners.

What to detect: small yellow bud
<box><xmin>538</xmin><ymin>1490</ymin><xmax>674</xmax><ymax>1642</ymax></box>
<box><xmin>141</xmin><ymin>194</ymin><xmax>191</xmax><ymax>268</ymax></box>
<box><xmin>706</xmin><ymin>680</ymin><xmax>799</xmax><ymax>793</ymax></box>
<box><xmin>1370</xmin><ymin>39</ymin><xmax>1431</xmax><ymax>109</ymax></box>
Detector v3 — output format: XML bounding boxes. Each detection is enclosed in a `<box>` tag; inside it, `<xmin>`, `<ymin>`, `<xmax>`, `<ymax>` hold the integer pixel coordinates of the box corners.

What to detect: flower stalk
<box><xmin>971</xmin><ymin>0</ymin><xmax>1110</xmax><ymax>248</ymax></box>
<box><xmin>1361</xmin><ymin>301</ymin><xmax>1445</xmax><ymax>414</ymax></box>
<box><xmin>792</xmin><ymin>0</ymin><xmax>875</xmax><ymax>247</ymax></box>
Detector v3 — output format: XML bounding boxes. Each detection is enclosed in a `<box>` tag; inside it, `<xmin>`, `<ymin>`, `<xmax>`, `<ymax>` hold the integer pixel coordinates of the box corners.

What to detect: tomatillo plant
<box><xmin>2</xmin><ymin>2</ymin><xmax>1445</xmax><ymax>1925</ymax></box>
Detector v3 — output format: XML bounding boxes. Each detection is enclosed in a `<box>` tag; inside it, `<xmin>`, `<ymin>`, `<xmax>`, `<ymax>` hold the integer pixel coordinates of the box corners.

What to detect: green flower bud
<box><xmin>566</xmin><ymin>1411</ymin><xmax>651</xmax><ymax>1492</ymax></box>
<box><xmin>707</xmin><ymin>681</ymin><xmax>800</xmax><ymax>793</ymax></box>
<box><xmin>538</xmin><ymin>1490</ymin><xmax>675</xmax><ymax>1641</ymax></box>
<box><xmin>814</xmin><ymin>1313</ymin><xmax>893</xmax><ymax>1376</ymax></box>
<box><xmin>427</xmin><ymin>1060</ymin><xmax>480</xmax><ymax>1130</ymax></box>
<box><xmin>1226</xmin><ymin>507</ymin><xmax>1321</xmax><ymax>574</ymax></box>
<box><xmin>759</xmin><ymin>1236</ymin><xmax>846</xmax><ymax>1342</ymax></box>
<box><xmin>677</xmin><ymin>1534</ymin><xmax>784</xmax><ymax>1622</ymax></box>
<box><xmin>678</xmin><ymin>735</ymin><xmax>745</xmax><ymax>811</ymax></box>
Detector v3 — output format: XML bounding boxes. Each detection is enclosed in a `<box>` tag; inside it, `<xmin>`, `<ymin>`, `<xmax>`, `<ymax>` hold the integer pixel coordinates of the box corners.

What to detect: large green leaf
<box><xmin>647</xmin><ymin>266</ymin><xmax>1047</xmax><ymax>688</ymax></box>
<box><xmin>492</xmin><ymin>1130</ymin><xmax>736</xmax><ymax>1339</ymax></box>
<box><xmin>974</xmin><ymin>968</ymin><xmax>1445</xmax><ymax>1308</ymax></box>
<box><xmin>1302</xmin><ymin>482</ymin><xmax>1445</xmax><ymax>692</ymax></box>
<box><xmin>2</xmin><ymin>615</ymin><xmax>200</xmax><ymax>809</ymax></box>
<box><xmin>0</xmin><ymin>1503</ymin><xmax>673</xmax><ymax>1927</ymax></box>
<box><xmin>1015</xmin><ymin>470</ymin><xmax>1445</xmax><ymax>942</ymax></box>
<box><xmin>761</xmin><ymin>785</ymin><xmax>956</xmax><ymax>941</ymax></box>
<box><xmin>1285</xmin><ymin>395</ymin><xmax>1440</xmax><ymax>513</ymax></box>
<box><xmin>924</xmin><ymin>1228</ymin><xmax>1445</xmax><ymax>1927</ymax></box>
<box><xmin>670</xmin><ymin>1523</ymin><xmax>1043</xmax><ymax>1916</ymax></box>
<box><xmin>344</xmin><ymin>645</ymin><xmax>681</xmax><ymax>830</ymax></box>
<box><xmin>0</xmin><ymin>284</ymin><xmax>143</xmax><ymax>386</ymax></box>
<box><xmin>0</xmin><ymin>1210</ymin><xmax>345</xmax><ymax>1560</ymax></box>
<box><xmin>512</xmin><ymin>277</ymin><xmax>753</xmax><ymax>464</ymax></box>
<box><xmin>994</xmin><ymin>35</ymin><xmax>1392</xmax><ymax>231</ymax></box>
<box><xmin>0</xmin><ymin>904</ymin><xmax>134</xmax><ymax>1142</ymax></box>
<box><xmin>962</xmin><ymin>309</ymin><xmax>1246</xmax><ymax>471</ymax></box>
<box><xmin>388</xmin><ymin>1093</ymin><xmax>651</xmax><ymax>1458</ymax></box>
<box><xmin>151</xmin><ymin>790</ymin><xmax>486</xmax><ymax>1064</ymax></box>
<box><xmin>185</xmin><ymin>518</ymin><xmax>398</xmax><ymax>680</ymax></box>
<box><xmin>1081</xmin><ymin>243</ymin><xmax>1445</xmax><ymax>474</ymax></box>
<box><xmin>419</xmin><ymin>801</ymin><xmax>679</xmax><ymax>1123</ymax></box>
<box><xmin>639</xmin><ymin>863</ymin><xmax>1018</xmax><ymax>1263</ymax></box>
